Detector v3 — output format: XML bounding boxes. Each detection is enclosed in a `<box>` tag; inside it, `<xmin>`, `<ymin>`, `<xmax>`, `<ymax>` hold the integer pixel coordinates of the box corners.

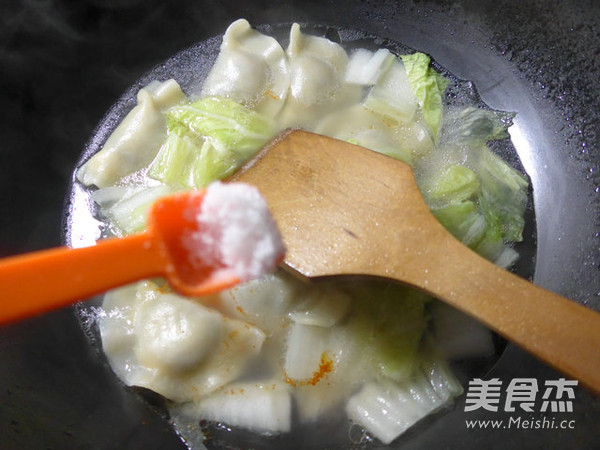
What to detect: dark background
<box><xmin>1</xmin><ymin>0</ymin><xmax>598</xmax><ymax>449</ymax></box>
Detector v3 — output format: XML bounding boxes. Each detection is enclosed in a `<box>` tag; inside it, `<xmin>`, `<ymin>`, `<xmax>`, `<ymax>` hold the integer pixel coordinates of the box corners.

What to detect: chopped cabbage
<box><xmin>287</xmin><ymin>284</ymin><xmax>351</xmax><ymax>327</ymax></box>
<box><xmin>420</xmin><ymin>107</ymin><xmax>528</xmax><ymax>265</ymax></box>
<box><xmin>345</xmin><ymin>48</ymin><xmax>395</xmax><ymax>86</ymax></box>
<box><xmin>92</xmin><ymin>183</ymin><xmax>173</xmax><ymax>234</ymax></box>
<box><xmin>400</xmin><ymin>52</ymin><xmax>449</xmax><ymax>140</ymax></box>
<box><xmin>364</xmin><ymin>57</ymin><xmax>420</xmax><ymax>123</ymax></box>
<box><xmin>167</xmin><ymin>97</ymin><xmax>276</xmax><ymax>156</ymax></box>
<box><xmin>477</xmin><ymin>149</ymin><xmax>529</xmax><ymax>242</ymax></box>
<box><xmin>349</xmin><ymin>283</ymin><xmax>430</xmax><ymax>382</ymax></box>
<box><xmin>346</xmin><ymin>339</ymin><xmax>462</xmax><ymax>444</ymax></box>
<box><xmin>426</xmin><ymin>164</ymin><xmax>480</xmax><ymax>205</ymax></box>
<box><xmin>176</xmin><ymin>382</ymin><xmax>293</xmax><ymax>435</ymax></box>
<box><xmin>148</xmin><ymin>97</ymin><xmax>276</xmax><ymax>188</ymax></box>
<box><xmin>147</xmin><ymin>133</ymin><xmax>198</xmax><ymax>188</ymax></box>
<box><xmin>446</xmin><ymin>108</ymin><xmax>528</xmax><ymax>243</ymax></box>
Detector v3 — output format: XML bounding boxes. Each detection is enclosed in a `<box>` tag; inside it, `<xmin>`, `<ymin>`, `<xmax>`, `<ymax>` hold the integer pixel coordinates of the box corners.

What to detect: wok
<box><xmin>1</xmin><ymin>0</ymin><xmax>598</xmax><ymax>448</ymax></box>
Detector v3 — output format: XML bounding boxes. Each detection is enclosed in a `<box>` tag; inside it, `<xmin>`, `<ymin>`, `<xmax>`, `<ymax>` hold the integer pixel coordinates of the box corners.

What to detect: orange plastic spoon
<box><xmin>0</xmin><ymin>190</ymin><xmax>246</xmax><ymax>325</ymax></box>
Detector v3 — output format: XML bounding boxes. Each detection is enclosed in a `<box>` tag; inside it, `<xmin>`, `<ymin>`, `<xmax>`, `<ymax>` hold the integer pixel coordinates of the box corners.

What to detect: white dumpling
<box><xmin>133</xmin><ymin>294</ymin><xmax>224</xmax><ymax>373</ymax></box>
<box><xmin>99</xmin><ymin>282</ymin><xmax>266</xmax><ymax>403</ymax></box>
<box><xmin>287</xmin><ymin>23</ymin><xmax>347</xmax><ymax>105</ymax></box>
<box><xmin>98</xmin><ymin>283</ymin><xmax>144</xmax><ymax>368</ymax></box>
<box><xmin>278</xmin><ymin>23</ymin><xmax>362</xmax><ymax>129</ymax></box>
<box><xmin>77</xmin><ymin>79</ymin><xmax>185</xmax><ymax>188</ymax></box>
<box><xmin>201</xmin><ymin>19</ymin><xmax>289</xmax><ymax>117</ymax></box>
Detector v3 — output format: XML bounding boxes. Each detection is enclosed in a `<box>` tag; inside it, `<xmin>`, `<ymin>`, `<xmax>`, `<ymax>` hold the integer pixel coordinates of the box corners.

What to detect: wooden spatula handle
<box><xmin>400</xmin><ymin>234</ymin><xmax>600</xmax><ymax>394</ymax></box>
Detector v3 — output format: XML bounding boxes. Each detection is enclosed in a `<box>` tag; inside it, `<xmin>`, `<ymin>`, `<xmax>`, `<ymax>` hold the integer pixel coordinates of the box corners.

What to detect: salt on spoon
<box><xmin>184</xmin><ymin>182</ymin><xmax>285</xmax><ymax>284</ymax></box>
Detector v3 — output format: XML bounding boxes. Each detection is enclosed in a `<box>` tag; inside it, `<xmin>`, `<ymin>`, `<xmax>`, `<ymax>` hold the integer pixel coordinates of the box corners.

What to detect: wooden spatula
<box><xmin>232</xmin><ymin>129</ymin><xmax>600</xmax><ymax>394</ymax></box>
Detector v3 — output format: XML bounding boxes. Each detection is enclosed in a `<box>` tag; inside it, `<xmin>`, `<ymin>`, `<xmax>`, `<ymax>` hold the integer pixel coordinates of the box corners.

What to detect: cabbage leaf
<box><xmin>148</xmin><ymin>97</ymin><xmax>276</xmax><ymax>188</ymax></box>
<box><xmin>400</xmin><ymin>52</ymin><xmax>449</xmax><ymax>140</ymax></box>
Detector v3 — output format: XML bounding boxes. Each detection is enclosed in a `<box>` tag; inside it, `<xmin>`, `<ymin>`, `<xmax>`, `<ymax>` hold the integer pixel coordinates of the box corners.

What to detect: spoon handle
<box><xmin>413</xmin><ymin>237</ymin><xmax>600</xmax><ymax>394</ymax></box>
<box><xmin>0</xmin><ymin>233</ymin><xmax>164</xmax><ymax>325</ymax></box>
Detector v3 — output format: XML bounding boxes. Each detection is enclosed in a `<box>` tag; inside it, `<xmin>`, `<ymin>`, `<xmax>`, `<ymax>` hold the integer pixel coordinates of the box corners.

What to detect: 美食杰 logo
<box><xmin>463</xmin><ymin>378</ymin><xmax>578</xmax><ymax>430</ymax></box>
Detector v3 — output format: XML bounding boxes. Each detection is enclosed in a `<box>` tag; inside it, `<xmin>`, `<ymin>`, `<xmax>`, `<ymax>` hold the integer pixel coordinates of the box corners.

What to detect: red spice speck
<box><xmin>284</xmin><ymin>352</ymin><xmax>334</xmax><ymax>387</ymax></box>
<box><xmin>228</xmin><ymin>330</ymin><xmax>239</xmax><ymax>340</ymax></box>
<box><xmin>156</xmin><ymin>283</ymin><xmax>173</xmax><ymax>294</ymax></box>
<box><xmin>264</xmin><ymin>89</ymin><xmax>280</xmax><ymax>100</ymax></box>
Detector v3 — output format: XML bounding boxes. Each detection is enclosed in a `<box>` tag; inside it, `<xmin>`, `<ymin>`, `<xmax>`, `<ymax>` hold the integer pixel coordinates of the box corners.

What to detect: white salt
<box><xmin>186</xmin><ymin>181</ymin><xmax>285</xmax><ymax>282</ymax></box>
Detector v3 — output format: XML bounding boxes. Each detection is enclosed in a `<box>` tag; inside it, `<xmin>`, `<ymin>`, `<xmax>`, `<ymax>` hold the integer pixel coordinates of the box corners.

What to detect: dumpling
<box><xmin>201</xmin><ymin>19</ymin><xmax>290</xmax><ymax>118</ymax></box>
<box><xmin>77</xmin><ymin>79</ymin><xmax>185</xmax><ymax>188</ymax></box>
<box><xmin>287</xmin><ymin>23</ymin><xmax>348</xmax><ymax>106</ymax></box>
<box><xmin>278</xmin><ymin>23</ymin><xmax>362</xmax><ymax>129</ymax></box>
<box><xmin>99</xmin><ymin>282</ymin><xmax>266</xmax><ymax>403</ymax></box>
